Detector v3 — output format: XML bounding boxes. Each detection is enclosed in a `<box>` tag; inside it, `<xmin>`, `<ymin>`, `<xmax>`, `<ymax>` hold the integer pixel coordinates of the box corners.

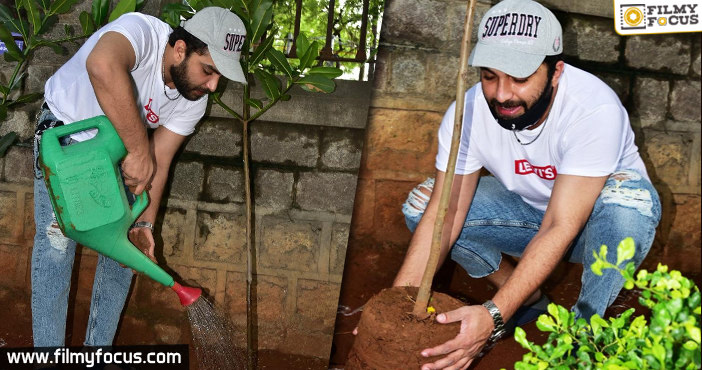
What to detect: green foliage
<box><xmin>0</xmin><ymin>0</ymin><xmax>137</xmax><ymax>156</ymax></box>
<box><xmin>160</xmin><ymin>0</ymin><xmax>343</xmax><ymax>123</ymax></box>
<box><xmin>271</xmin><ymin>0</ymin><xmax>385</xmax><ymax>77</ymax></box>
<box><xmin>513</xmin><ymin>237</ymin><xmax>701</xmax><ymax>370</ymax></box>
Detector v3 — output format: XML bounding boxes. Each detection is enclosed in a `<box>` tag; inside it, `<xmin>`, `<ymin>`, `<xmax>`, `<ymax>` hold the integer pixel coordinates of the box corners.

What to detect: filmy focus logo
<box><xmin>614</xmin><ymin>0</ymin><xmax>702</xmax><ymax>35</ymax></box>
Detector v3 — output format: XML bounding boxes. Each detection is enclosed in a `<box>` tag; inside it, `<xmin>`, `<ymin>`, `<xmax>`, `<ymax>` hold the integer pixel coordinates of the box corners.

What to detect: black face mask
<box><xmin>488</xmin><ymin>81</ymin><xmax>554</xmax><ymax>131</ymax></box>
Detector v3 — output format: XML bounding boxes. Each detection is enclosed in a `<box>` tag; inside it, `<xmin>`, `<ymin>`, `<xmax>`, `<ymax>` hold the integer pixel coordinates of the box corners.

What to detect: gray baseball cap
<box><xmin>183</xmin><ymin>7</ymin><xmax>248</xmax><ymax>84</ymax></box>
<box><xmin>469</xmin><ymin>0</ymin><xmax>562</xmax><ymax>78</ymax></box>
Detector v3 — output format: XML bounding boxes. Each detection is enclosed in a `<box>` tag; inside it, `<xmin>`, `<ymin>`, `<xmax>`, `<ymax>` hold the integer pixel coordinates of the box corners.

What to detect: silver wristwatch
<box><xmin>482</xmin><ymin>300</ymin><xmax>506</xmax><ymax>342</ymax></box>
<box><xmin>131</xmin><ymin>221</ymin><xmax>154</xmax><ymax>232</ymax></box>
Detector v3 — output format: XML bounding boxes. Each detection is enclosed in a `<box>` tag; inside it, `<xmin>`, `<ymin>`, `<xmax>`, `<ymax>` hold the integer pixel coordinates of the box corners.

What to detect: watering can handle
<box><xmin>40</xmin><ymin>116</ymin><xmax>126</xmax><ymax>160</ymax></box>
<box><xmin>130</xmin><ymin>191</ymin><xmax>149</xmax><ymax>222</ymax></box>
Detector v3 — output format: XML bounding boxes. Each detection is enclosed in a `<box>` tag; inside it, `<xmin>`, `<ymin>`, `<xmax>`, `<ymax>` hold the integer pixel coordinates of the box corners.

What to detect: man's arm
<box><xmin>128</xmin><ymin>126</ymin><xmax>186</xmax><ymax>259</ymax></box>
<box><xmin>393</xmin><ymin>170</ymin><xmax>481</xmax><ymax>287</ymax></box>
<box><xmin>420</xmin><ymin>174</ymin><xmax>607</xmax><ymax>370</ymax></box>
<box><xmin>86</xmin><ymin>31</ymin><xmax>154</xmax><ymax>195</ymax></box>
<box><xmin>492</xmin><ymin>174</ymin><xmax>607</xmax><ymax>321</ymax></box>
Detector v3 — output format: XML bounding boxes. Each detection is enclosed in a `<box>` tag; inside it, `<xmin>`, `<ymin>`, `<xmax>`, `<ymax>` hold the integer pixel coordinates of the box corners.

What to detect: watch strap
<box><xmin>482</xmin><ymin>300</ymin><xmax>506</xmax><ymax>342</ymax></box>
<box><xmin>131</xmin><ymin>221</ymin><xmax>154</xmax><ymax>232</ymax></box>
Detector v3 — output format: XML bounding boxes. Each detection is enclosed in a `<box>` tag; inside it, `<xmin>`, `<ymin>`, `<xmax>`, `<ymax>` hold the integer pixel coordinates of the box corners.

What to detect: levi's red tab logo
<box><xmin>515</xmin><ymin>159</ymin><xmax>557</xmax><ymax>180</ymax></box>
<box><xmin>144</xmin><ymin>98</ymin><xmax>159</xmax><ymax>124</ymax></box>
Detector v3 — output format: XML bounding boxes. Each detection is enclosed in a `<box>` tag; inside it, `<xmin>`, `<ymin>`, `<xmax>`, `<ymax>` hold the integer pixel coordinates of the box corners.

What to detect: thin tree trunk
<box><xmin>413</xmin><ymin>0</ymin><xmax>479</xmax><ymax>317</ymax></box>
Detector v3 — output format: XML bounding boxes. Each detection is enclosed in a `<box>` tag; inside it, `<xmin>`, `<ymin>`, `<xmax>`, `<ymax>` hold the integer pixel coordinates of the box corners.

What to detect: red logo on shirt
<box><xmin>515</xmin><ymin>159</ymin><xmax>557</xmax><ymax>180</ymax></box>
<box><xmin>144</xmin><ymin>98</ymin><xmax>159</xmax><ymax>124</ymax></box>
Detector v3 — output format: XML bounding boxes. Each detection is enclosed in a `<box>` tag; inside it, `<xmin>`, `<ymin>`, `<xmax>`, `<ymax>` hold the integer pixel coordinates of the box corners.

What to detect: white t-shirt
<box><xmin>436</xmin><ymin>64</ymin><xmax>648</xmax><ymax>211</ymax></box>
<box><xmin>44</xmin><ymin>13</ymin><xmax>207</xmax><ymax>142</ymax></box>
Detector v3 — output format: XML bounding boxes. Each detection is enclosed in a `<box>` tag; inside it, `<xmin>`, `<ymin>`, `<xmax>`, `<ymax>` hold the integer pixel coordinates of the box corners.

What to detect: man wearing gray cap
<box><xmin>393</xmin><ymin>0</ymin><xmax>660</xmax><ymax>368</ymax></box>
<box><xmin>32</xmin><ymin>7</ymin><xmax>246</xmax><ymax>347</ymax></box>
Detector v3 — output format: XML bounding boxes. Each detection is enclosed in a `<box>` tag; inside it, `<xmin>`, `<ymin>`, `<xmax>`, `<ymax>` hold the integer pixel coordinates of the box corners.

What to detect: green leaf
<box><xmin>160</xmin><ymin>3</ymin><xmax>191</xmax><ymax>28</ymax></box>
<box><xmin>91</xmin><ymin>0</ymin><xmax>109</xmax><ymax>25</ymax></box>
<box><xmin>249</xmin><ymin>32</ymin><xmax>275</xmax><ymax>66</ymax></box>
<box><xmin>36</xmin><ymin>0</ymin><xmax>49</xmax><ymax>10</ymax></box>
<box><xmin>266</xmin><ymin>48</ymin><xmax>293</xmax><ymax>77</ymax></box>
<box><xmin>135</xmin><ymin>0</ymin><xmax>145</xmax><ymax>12</ymax></box>
<box><xmin>39</xmin><ymin>14</ymin><xmax>59</xmax><ymax>34</ymax></box>
<box><xmin>24</xmin><ymin>0</ymin><xmax>42</xmax><ymax>36</ymax></box>
<box><xmin>616</xmin><ymin>237</ymin><xmax>635</xmax><ymax>266</ymax></box>
<box><xmin>295</xmin><ymin>32</ymin><xmax>309</xmax><ymax>58</ymax></box>
<box><xmin>0</xmin><ymin>132</ymin><xmax>17</xmax><ymax>158</ymax></box>
<box><xmin>592</xmin><ymin>258</ymin><xmax>604</xmax><ymax>276</ymax></box>
<box><xmin>253</xmin><ymin>69</ymin><xmax>280</xmax><ymax>100</ymax></box>
<box><xmin>49</xmin><ymin>0</ymin><xmax>77</xmax><ymax>15</ymax></box>
<box><xmin>683</xmin><ymin>340</ymin><xmax>698</xmax><ymax>351</ymax></box>
<box><xmin>249</xmin><ymin>0</ymin><xmax>272</xmax><ymax>43</ymax></box>
<box><xmin>8</xmin><ymin>71</ymin><xmax>26</xmax><ymax>92</ymax></box>
<box><xmin>536</xmin><ymin>315</ymin><xmax>557</xmax><ymax>332</ymax></box>
<box><xmin>245</xmin><ymin>97</ymin><xmax>263</xmax><ymax>109</ymax></box>
<box><xmin>79</xmin><ymin>11</ymin><xmax>95</xmax><ymax>35</ymax></box>
<box><xmin>513</xmin><ymin>327</ymin><xmax>531</xmax><ymax>349</ymax></box>
<box><xmin>307</xmin><ymin>66</ymin><xmax>343</xmax><ymax>79</ymax></box>
<box><xmin>0</xmin><ymin>4</ymin><xmax>14</xmax><ymax>22</ymax></box>
<box><xmin>298</xmin><ymin>40</ymin><xmax>319</xmax><ymax>70</ymax></box>
<box><xmin>295</xmin><ymin>74</ymin><xmax>335</xmax><ymax>93</ymax></box>
<box><xmin>8</xmin><ymin>92</ymin><xmax>42</xmax><ymax>105</ymax></box>
<box><xmin>0</xmin><ymin>23</ymin><xmax>23</xmax><ymax>59</ymax></box>
<box><xmin>651</xmin><ymin>344</ymin><xmax>665</xmax><ymax>364</ymax></box>
<box><xmin>279</xmin><ymin>94</ymin><xmax>291</xmax><ymax>101</ymax></box>
<box><xmin>687</xmin><ymin>326</ymin><xmax>701</xmax><ymax>343</ymax></box>
<box><xmin>108</xmin><ymin>0</ymin><xmax>136</xmax><ymax>23</ymax></box>
<box><xmin>599</xmin><ymin>244</ymin><xmax>608</xmax><ymax>262</ymax></box>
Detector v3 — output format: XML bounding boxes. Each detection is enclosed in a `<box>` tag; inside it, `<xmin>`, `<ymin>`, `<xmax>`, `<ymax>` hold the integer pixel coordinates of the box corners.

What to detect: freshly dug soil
<box><xmin>346</xmin><ymin>286</ymin><xmax>464</xmax><ymax>370</ymax></box>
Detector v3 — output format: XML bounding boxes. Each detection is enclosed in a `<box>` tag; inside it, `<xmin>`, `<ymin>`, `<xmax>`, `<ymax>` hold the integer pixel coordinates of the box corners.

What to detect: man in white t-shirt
<box><xmin>32</xmin><ymin>7</ymin><xmax>247</xmax><ymax>347</ymax></box>
<box><xmin>394</xmin><ymin>1</ymin><xmax>661</xmax><ymax>368</ymax></box>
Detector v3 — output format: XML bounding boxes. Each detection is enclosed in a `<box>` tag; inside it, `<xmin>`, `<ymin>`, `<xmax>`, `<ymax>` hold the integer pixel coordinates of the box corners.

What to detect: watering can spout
<box><xmin>172</xmin><ymin>282</ymin><xmax>202</xmax><ymax>306</ymax></box>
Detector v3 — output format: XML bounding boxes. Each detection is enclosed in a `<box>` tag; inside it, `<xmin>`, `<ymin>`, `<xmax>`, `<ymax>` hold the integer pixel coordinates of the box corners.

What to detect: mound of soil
<box><xmin>346</xmin><ymin>286</ymin><xmax>464</xmax><ymax>369</ymax></box>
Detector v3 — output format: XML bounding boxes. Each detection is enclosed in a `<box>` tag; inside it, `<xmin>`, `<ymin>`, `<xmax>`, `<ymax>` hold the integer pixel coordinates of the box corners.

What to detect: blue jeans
<box><xmin>402</xmin><ymin>173</ymin><xmax>661</xmax><ymax>320</ymax></box>
<box><xmin>32</xmin><ymin>105</ymin><xmax>133</xmax><ymax>347</ymax></box>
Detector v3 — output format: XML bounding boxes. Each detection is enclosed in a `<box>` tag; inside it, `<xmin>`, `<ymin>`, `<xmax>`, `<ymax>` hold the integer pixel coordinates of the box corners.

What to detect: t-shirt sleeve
<box><xmin>162</xmin><ymin>98</ymin><xmax>208</xmax><ymax>136</ymax></box>
<box><xmin>435</xmin><ymin>88</ymin><xmax>482</xmax><ymax>175</ymax></box>
<box><xmin>557</xmin><ymin>104</ymin><xmax>628</xmax><ymax>177</ymax></box>
<box><xmin>97</xmin><ymin>14</ymin><xmax>156</xmax><ymax>71</ymax></box>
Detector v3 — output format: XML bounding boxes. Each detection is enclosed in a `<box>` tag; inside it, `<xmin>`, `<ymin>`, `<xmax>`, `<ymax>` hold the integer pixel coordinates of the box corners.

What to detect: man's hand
<box><xmin>419</xmin><ymin>305</ymin><xmax>494</xmax><ymax>370</ymax></box>
<box><xmin>128</xmin><ymin>226</ymin><xmax>157</xmax><ymax>266</ymax></box>
<box><xmin>122</xmin><ymin>149</ymin><xmax>155</xmax><ymax>195</ymax></box>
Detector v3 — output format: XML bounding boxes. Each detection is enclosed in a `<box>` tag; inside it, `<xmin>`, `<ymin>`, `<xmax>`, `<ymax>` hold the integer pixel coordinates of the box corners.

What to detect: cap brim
<box><xmin>468</xmin><ymin>42</ymin><xmax>545</xmax><ymax>79</ymax></box>
<box><xmin>210</xmin><ymin>47</ymin><xmax>248</xmax><ymax>84</ymax></box>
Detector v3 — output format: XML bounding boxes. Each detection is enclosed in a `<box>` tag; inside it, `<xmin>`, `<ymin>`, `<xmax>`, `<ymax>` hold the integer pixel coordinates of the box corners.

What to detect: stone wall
<box><xmin>0</xmin><ymin>0</ymin><xmax>370</xmax><ymax>363</ymax></box>
<box><xmin>352</xmin><ymin>0</ymin><xmax>701</xmax><ymax>277</ymax></box>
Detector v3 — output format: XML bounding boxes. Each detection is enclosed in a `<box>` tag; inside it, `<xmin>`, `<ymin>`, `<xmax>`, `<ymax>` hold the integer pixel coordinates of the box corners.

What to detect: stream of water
<box><xmin>186</xmin><ymin>297</ymin><xmax>244</xmax><ymax>369</ymax></box>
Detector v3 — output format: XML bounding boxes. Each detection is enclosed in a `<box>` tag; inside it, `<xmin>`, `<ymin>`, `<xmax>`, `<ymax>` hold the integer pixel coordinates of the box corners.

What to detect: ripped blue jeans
<box><xmin>32</xmin><ymin>105</ymin><xmax>133</xmax><ymax>347</ymax></box>
<box><xmin>403</xmin><ymin>172</ymin><xmax>661</xmax><ymax>320</ymax></box>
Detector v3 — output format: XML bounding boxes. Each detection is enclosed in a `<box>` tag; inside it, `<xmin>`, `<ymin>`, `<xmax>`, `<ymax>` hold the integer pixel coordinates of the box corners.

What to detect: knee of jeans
<box><xmin>598</xmin><ymin>170</ymin><xmax>661</xmax><ymax>221</ymax></box>
<box><xmin>45</xmin><ymin>219</ymin><xmax>71</xmax><ymax>254</ymax></box>
<box><xmin>402</xmin><ymin>178</ymin><xmax>434</xmax><ymax>217</ymax></box>
<box><xmin>402</xmin><ymin>178</ymin><xmax>435</xmax><ymax>232</ymax></box>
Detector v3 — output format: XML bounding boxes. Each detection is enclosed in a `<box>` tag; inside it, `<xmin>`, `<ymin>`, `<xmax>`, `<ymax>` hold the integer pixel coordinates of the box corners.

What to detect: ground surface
<box><xmin>1</xmin><ymin>243</ymin><xmax>699</xmax><ymax>369</ymax></box>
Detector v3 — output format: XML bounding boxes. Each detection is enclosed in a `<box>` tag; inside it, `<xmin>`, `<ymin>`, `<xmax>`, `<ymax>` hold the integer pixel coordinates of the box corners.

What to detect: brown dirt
<box><xmin>346</xmin><ymin>286</ymin><xmax>464</xmax><ymax>370</ymax></box>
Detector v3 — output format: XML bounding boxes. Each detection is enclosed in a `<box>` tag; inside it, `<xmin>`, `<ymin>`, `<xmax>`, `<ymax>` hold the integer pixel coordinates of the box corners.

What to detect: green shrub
<box><xmin>513</xmin><ymin>237</ymin><xmax>701</xmax><ymax>370</ymax></box>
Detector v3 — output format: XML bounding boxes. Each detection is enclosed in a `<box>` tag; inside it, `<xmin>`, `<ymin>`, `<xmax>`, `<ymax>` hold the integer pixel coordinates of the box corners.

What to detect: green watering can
<box><xmin>39</xmin><ymin>115</ymin><xmax>201</xmax><ymax>306</ymax></box>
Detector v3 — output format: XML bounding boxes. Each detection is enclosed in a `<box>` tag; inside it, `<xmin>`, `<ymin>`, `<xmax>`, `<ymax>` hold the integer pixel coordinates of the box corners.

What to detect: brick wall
<box><xmin>0</xmin><ymin>0</ymin><xmax>370</xmax><ymax>362</ymax></box>
<box><xmin>353</xmin><ymin>0</ymin><xmax>701</xmax><ymax>275</ymax></box>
